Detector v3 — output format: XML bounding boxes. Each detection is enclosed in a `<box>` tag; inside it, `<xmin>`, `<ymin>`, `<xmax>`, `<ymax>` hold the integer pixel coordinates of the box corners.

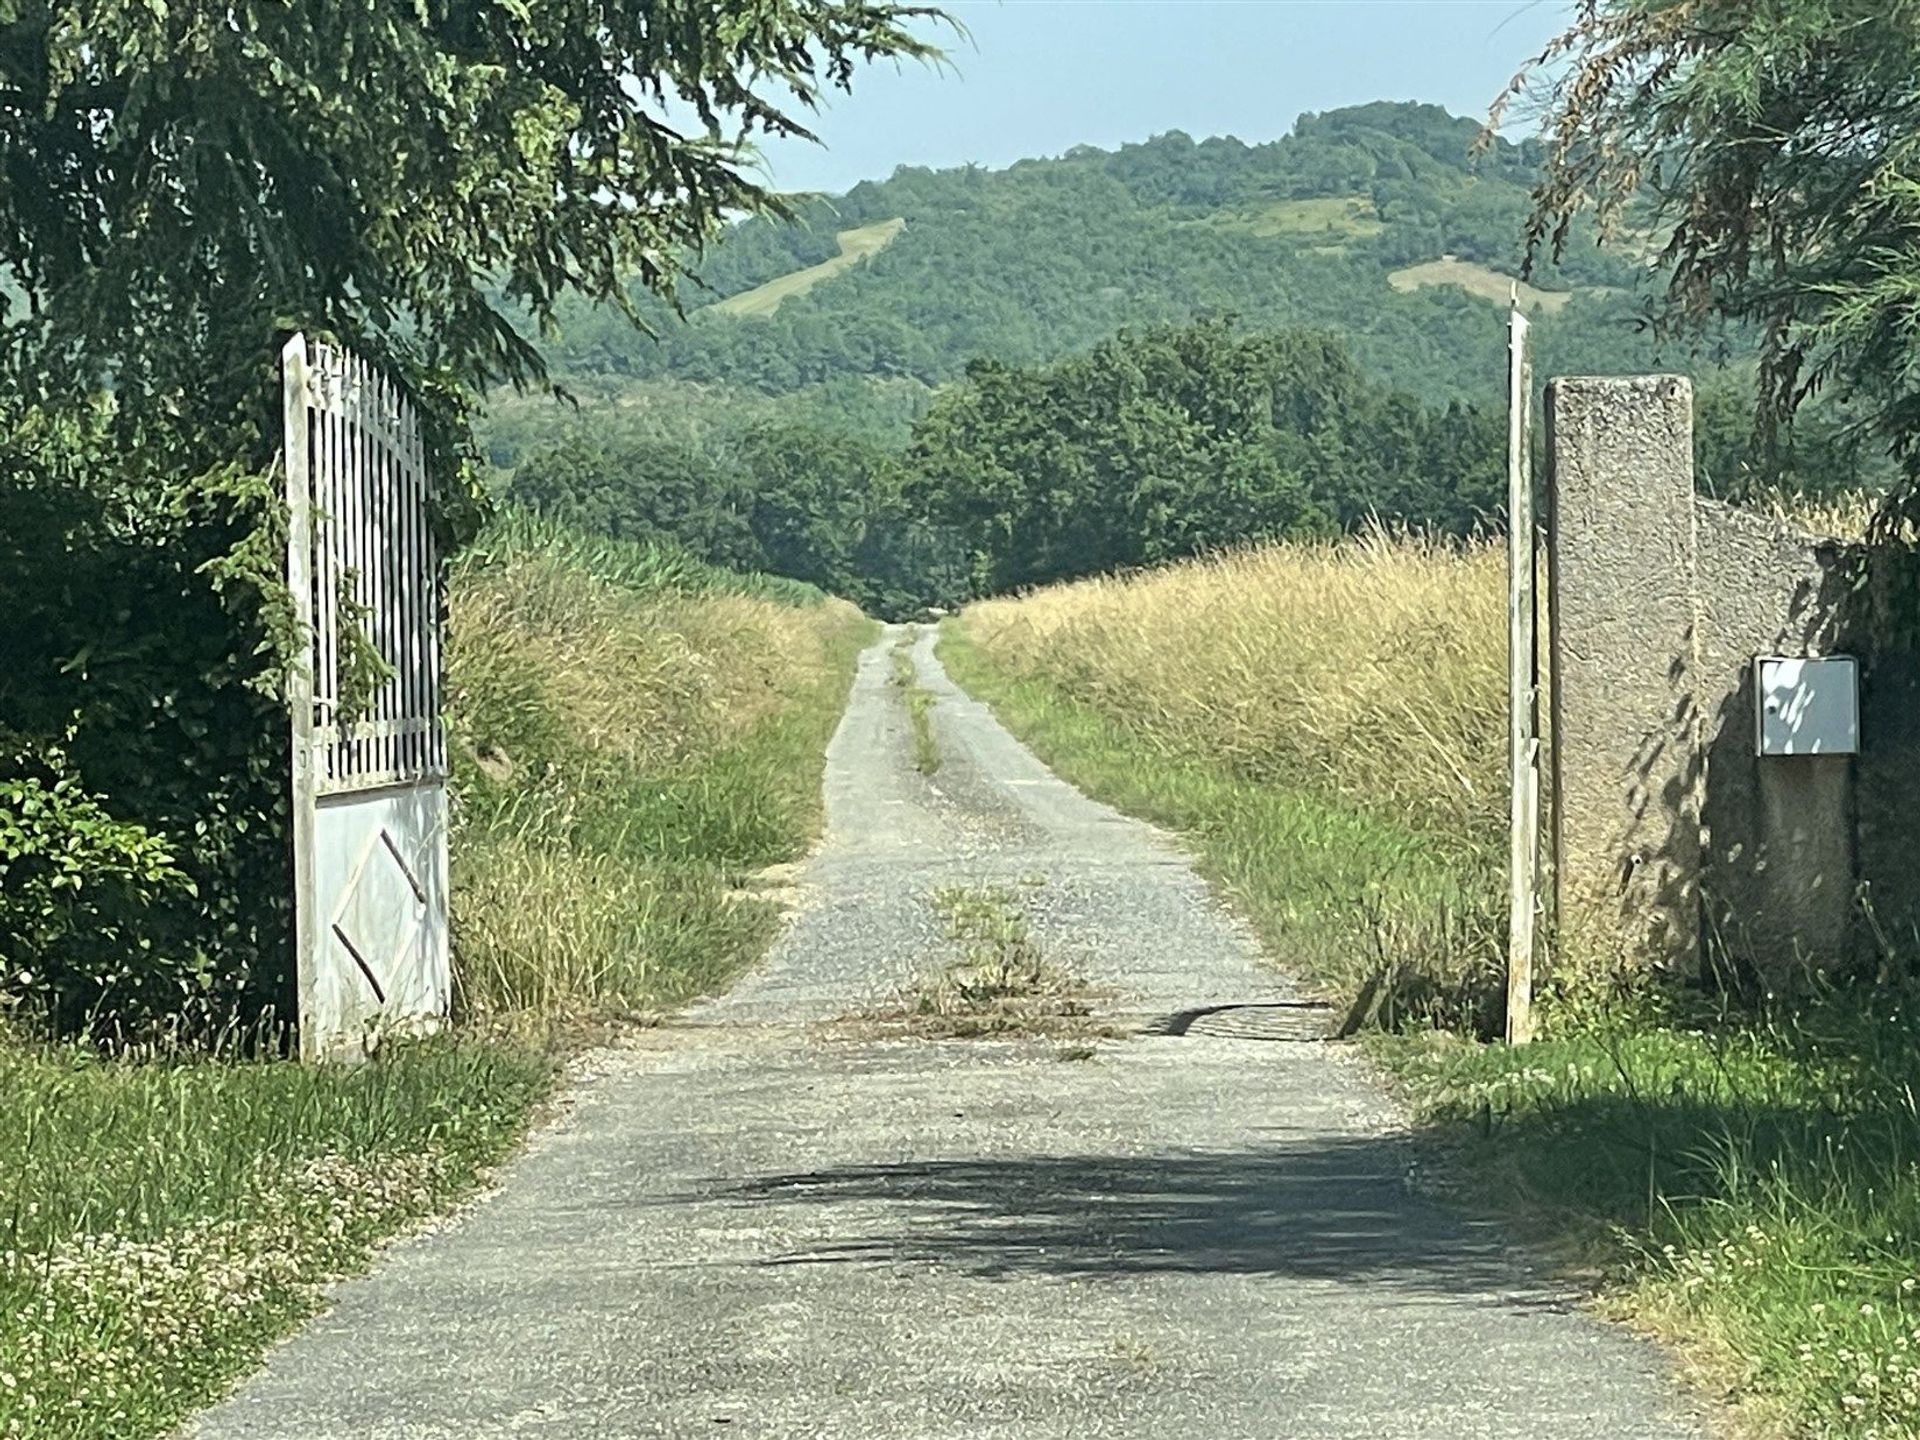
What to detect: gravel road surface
<box><xmin>190</xmin><ymin>627</ymin><xmax>1703</xmax><ymax>1439</ymax></box>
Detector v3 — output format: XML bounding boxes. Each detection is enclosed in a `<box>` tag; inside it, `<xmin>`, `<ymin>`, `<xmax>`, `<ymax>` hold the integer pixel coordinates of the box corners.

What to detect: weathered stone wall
<box><xmin>1547</xmin><ymin>376</ymin><xmax>1866</xmax><ymax>982</ymax></box>
<box><xmin>1545</xmin><ymin>376</ymin><xmax>1702</xmax><ymax>975</ymax></box>
<box><xmin>1691</xmin><ymin>501</ymin><xmax>1853</xmax><ymax>977</ymax></box>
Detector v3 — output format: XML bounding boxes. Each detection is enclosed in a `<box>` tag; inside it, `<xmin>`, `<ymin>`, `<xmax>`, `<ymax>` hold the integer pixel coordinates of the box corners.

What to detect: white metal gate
<box><xmin>282</xmin><ymin>334</ymin><xmax>450</xmax><ymax>1060</ymax></box>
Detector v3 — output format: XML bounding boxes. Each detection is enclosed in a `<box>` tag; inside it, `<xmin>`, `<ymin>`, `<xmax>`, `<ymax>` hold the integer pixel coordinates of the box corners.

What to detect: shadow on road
<box><xmin>700</xmin><ymin>1134</ymin><xmax>1554</xmax><ymax>1303</ymax></box>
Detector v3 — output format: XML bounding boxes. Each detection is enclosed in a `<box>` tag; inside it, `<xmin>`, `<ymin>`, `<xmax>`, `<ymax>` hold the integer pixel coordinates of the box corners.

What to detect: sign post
<box><xmin>1506</xmin><ymin>295</ymin><xmax>1539</xmax><ymax>1045</ymax></box>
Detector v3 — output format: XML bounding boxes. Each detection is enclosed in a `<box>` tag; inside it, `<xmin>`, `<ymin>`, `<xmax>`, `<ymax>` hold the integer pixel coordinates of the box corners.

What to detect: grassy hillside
<box><xmin>711</xmin><ymin>218</ymin><xmax>906</xmax><ymax>317</ymax></box>
<box><xmin>517</xmin><ymin>101</ymin><xmax>1670</xmax><ymax>429</ymax></box>
<box><xmin>1389</xmin><ymin>256</ymin><xmax>1574</xmax><ymax>314</ymax></box>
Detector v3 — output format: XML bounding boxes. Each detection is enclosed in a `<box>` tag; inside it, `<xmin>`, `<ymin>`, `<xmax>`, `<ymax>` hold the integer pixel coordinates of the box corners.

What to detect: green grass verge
<box><xmin>1374</xmin><ymin>998</ymin><xmax>1920</xmax><ymax>1437</ymax></box>
<box><xmin>938</xmin><ymin>623</ymin><xmax>1500</xmax><ymax>1029</ymax></box>
<box><xmin>450</xmin><ymin>517</ymin><xmax>875</xmax><ymax>1019</ymax></box>
<box><xmin>0</xmin><ymin>1037</ymin><xmax>555</xmax><ymax>1438</ymax></box>
<box><xmin>453</xmin><ymin>678</ymin><xmax>867</xmax><ymax>1016</ymax></box>
<box><xmin>946</xmin><ymin>617</ymin><xmax>1920</xmax><ymax>1436</ymax></box>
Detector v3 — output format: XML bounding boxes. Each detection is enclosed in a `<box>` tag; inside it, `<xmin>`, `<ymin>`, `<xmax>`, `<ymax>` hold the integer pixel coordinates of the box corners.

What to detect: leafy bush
<box><xmin>0</xmin><ymin>743</ymin><xmax>195</xmax><ymax>1033</ymax></box>
<box><xmin>0</xmin><ymin>432</ymin><xmax>295</xmax><ymax>1041</ymax></box>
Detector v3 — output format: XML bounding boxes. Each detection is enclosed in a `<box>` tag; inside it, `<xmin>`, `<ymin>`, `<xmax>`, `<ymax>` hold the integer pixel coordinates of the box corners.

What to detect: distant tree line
<box><xmin>505</xmin><ymin>317</ymin><xmax>1508</xmax><ymax>616</ymax></box>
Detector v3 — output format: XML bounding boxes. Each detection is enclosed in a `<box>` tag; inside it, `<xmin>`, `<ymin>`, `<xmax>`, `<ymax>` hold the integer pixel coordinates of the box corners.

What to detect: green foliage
<box><xmin>0</xmin><ymin>424</ymin><xmax>298</xmax><ymax>1039</ymax></box>
<box><xmin>0</xmin><ymin>0</ymin><xmax>943</xmax><ymax>413</ymax></box>
<box><xmin>502</xmin><ymin>317</ymin><xmax>1507</xmax><ymax>610</ymax></box>
<box><xmin>502</xmin><ymin>419</ymin><xmax>968</xmax><ymax>617</ymax></box>
<box><xmin>0</xmin><ymin>0</ymin><xmax>940</xmax><ymax>1042</ymax></box>
<box><xmin>1378</xmin><ymin>986</ymin><xmax>1920</xmax><ymax>1436</ymax></box>
<box><xmin>0</xmin><ymin>1035</ymin><xmax>555</xmax><ymax>1439</ymax></box>
<box><xmin>0</xmin><ymin>744</ymin><xmax>195</xmax><ymax>1034</ymax></box>
<box><xmin>1517</xmin><ymin>0</ymin><xmax>1920</xmax><ymax>498</ymax></box>
<box><xmin>533</xmin><ymin>101</ymin><xmax>1667</xmax><ymax>408</ymax></box>
<box><xmin>911</xmin><ymin>318</ymin><xmax>1502</xmax><ymax>595</ymax></box>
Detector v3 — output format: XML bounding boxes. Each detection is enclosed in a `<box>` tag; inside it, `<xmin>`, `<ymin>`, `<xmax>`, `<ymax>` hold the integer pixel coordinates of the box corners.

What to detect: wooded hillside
<box><xmin>506</xmin><ymin>101</ymin><xmax>1658</xmax><ymax>429</ymax></box>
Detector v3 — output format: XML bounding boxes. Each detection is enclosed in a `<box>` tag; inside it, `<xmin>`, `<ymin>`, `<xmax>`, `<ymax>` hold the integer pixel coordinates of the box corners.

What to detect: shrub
<box><xmin>0</xmin><ymin>742</ymin><xmax>196</xmax><ymax>1034</ymax></box>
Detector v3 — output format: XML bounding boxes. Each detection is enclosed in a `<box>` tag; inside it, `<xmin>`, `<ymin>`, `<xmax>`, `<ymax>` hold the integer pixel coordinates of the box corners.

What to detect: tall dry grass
<box><xmin>964</xmin><ymin>531</ymin><xmax>1505</xmax><ymax>848</ymax></box>
<box><xmin>949</xmin><ymin>530</ymin><xmax>1506</xmax><ymax>1029</ymax></box>
<box><xmin>445</xmin><ymin>517</ymin><xmax>870</xmax><ymax>1021</ymax></box>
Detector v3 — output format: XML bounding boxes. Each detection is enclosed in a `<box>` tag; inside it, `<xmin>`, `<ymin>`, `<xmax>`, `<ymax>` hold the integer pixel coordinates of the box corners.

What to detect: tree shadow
<box><xmin>699</xmin><ymin>1131</ymin><xmax>1568</xmax><ymax>1305</ymax></box>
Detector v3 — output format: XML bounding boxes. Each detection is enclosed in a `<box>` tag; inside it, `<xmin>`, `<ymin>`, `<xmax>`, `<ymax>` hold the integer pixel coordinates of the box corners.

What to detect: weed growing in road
<box><xmin>869</xmin><ymin>886</ymin><xmax>1110</xmax><ymax>1040</ymax></box>
<box><xmin>889</xmin><ymin>638</ymin><xmax>941</xmax><ymax>776</ymax></box>
<box><xmin>0</xmin><ymin>1037</ymin><xmax>553</xmax><ymax>1440</ymax></box>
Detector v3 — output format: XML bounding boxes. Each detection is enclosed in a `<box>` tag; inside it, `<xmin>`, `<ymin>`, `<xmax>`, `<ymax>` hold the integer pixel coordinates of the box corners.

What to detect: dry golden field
<box><xmin>446</xmin><ymin>521</ymin><xmax>870</xmax><ymax>1019</ymax></box>
<box><xmin>962</xmin><ymin>530</ymin><xmax>1506</xmax><ymax>849</ymax></box>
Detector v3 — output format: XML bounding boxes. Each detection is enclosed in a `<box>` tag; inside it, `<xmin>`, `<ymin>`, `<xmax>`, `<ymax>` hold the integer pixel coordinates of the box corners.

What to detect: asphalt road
<box><xmin>189</xmin><ymin>627</ymin><xmax>1703</xmax><ymax>1439</ymax></box>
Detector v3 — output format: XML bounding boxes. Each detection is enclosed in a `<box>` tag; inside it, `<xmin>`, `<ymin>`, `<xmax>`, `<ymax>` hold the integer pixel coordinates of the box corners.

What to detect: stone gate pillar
<box><xmin>1546</xmin><ymin>375</ymin><xmax>1702</xmax><ymax>975</ymax></box>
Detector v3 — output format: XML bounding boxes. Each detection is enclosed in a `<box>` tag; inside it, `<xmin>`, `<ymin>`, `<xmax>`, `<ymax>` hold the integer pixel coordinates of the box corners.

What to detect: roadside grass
<box><xmin>0</xmin><ymin>1036</ymin><xmax>554</xmax><ymax>1439</ymax></box>
<box><xmin>890</xmin><ymin>636</ymin><xmax>941</xmax><ymax>776</ymax></box>
<box><xmin>0</xmin><ymin>513</ymin><xmax>869</xmax><ymax>1439</ymax></box>
<box><xmin>942</xmin><ymin>533</ymin><xmax>1506</xmax><ymax>1030</ymax></box>
<box><xmin>447</xmin><ymin>515</ymin><xmax>873</xmax><ymax>1020</ymax></box>
<box><xmin>1375</xmin><ymin>995</ymin><xmax>1920</xmax><ymax>1438</ymax></box>
<box><xmin>949</xmin><ymin>529</ymin><xmax>1920</xmax><ymax>1436</ymax></box>
<box><xmin>868</xmin><ymin>884</ymin><xmax>1110</xmax><ymax>1041</ymax></box>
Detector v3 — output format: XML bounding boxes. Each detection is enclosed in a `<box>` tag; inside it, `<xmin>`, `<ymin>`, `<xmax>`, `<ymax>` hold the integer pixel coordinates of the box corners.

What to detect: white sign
<box><xmin>1754</xmin><ymin>656</ymin><xmax>1859</xmax><ymax>757</ymax></box>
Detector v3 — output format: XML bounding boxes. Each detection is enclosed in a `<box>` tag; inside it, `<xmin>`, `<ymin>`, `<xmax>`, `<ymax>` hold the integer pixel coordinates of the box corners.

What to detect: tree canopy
<box><xmin>1513</xmin><ymin>0</ymin><xmax>1920</xmax><ymax>485</ymax></box>
<box><xmin>517</xmin><ymin>100</ymin><xmax>1662</xmax><ymax>418</ymax></box>
<box><xmin>508</xmin><ymin>318</ymin><xmax>1510</xmax><ymax>615</ymax></box>
<box><xmin>0</xmin><ymin>0</ymin><xmax>943</xmax><ymax>462</ymax></box>
<box><xmin>0</xmin><ymin>0</ymin><xmax>945</xmax><ymax>1035</ymax></box>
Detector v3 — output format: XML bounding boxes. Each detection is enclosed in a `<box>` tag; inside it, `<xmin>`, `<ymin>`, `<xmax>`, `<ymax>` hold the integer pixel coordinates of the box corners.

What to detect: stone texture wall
<box><xmin>1691</xmin><ymin>501</ymin><xmax>1853</xmax><ymax>977</ymax></box>
<box><xmin>1545</xmin><ymin>376</ymin><xmax>1702</xmax><ymax>974</ymax></box>
<box><xmin>1547</xmin><ymin>376</ymin><xmax>1866</xmax><ymax>982</ymax></box>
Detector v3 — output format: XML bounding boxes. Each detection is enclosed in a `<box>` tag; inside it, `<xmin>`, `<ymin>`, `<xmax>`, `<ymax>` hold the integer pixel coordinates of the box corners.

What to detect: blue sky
<box><xmin>752</xmin><ymin>0</ymin><xmax>1572</xmax><ymax>195</ymax></box>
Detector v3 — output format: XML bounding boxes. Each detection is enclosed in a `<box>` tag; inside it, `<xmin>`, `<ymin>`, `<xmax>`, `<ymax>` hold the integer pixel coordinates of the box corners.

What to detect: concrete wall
<box><xmin>1546</xmin><ymin>376</ymin><xmax>1702</xmax><ymax>975</ymax></box>
<box><xmin>1857</xmin><ymin>651</ymin><xmax>1920</xmax><ymax>949</ymax></box>
<box><xmin>1547</xmin><ymin>376</ymin><xmax>1866</xmax><ymax>983</ymax></box>
<box><xmin>1691</xmin><ymin>501</ymin><xmax>1853</xmax><ymax>978</ymax></box>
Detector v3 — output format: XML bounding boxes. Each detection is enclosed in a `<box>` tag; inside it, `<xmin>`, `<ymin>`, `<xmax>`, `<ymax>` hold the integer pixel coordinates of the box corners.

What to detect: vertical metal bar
<box><xmin>416</xmin><ymin>394</ymin><xmax>444</xmax><ymax>776</ymax></box>
<box><xmin>343</xmin><ymin>354</ymin><xmax>367</xmax><ymax>783</ymax></box>
<box><xmin>320</xmin><ymin>397</ymin><xmax>341</xmax><ymax>787</ymax></box>
<box><xmin>380</xmin><ymin>371</ymin><xmax>400</xmax><ymax>780</ymax></box>
<box><xmin>1506</xmin><ymin>296</ymin><xmax>1539</xmax><ymax>1046</ymax></box>
<box><xmin>400</xmin><ymin>387</ymin><xmax>422</xmax><ymax>775</ymax></box>
<box><xmin>282</xmin><ymin>335</ymin><xmax>322</xmax><ymax>1061</ymax></box>
<box><xmin>363</xmin><ymin>359</ymin><xmax>384</xmax><ymax>781</ymax></box>
<box><xmin>390</xmin><ymin>378</ymin><xmax>409</xmax><ymax>777</ymax></box>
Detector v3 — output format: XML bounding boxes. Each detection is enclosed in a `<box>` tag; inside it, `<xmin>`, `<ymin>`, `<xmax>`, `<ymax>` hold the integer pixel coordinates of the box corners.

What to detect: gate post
<box><xmin>282</xmin><ymin>334</ymin><xmax>323</xmax><ymax>1058</ymax></box>
<box><xmin>1546</xmin><ymin>376</ymin><xmax>1702</xmax><ymax>976</ymax></box>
